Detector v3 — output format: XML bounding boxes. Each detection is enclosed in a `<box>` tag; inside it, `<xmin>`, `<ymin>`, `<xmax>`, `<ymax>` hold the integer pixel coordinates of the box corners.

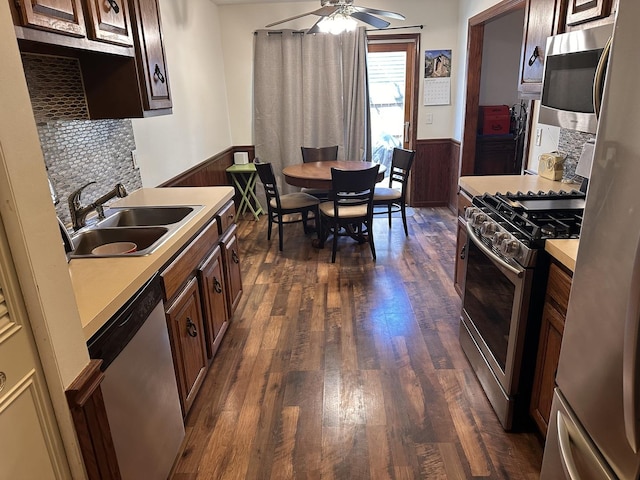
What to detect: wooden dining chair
<box><xmin>318</xmin><ymin>164</ymin><xmax>379</xmax><ymax>263</ymax></box>
<box><xmin>300</xmin><ymin>145</ymin><xmax>339</xmax><ymax>163</ymax></box>
<box><xmin>373</xmin><ymin>148</ymin><xmax>416</xmax><ymax>236</ymax></box>
<box><xmin>300</xmin><ymin>145</ymin><xmax>339</xmax><ymax>200</ymax></box>
<box><xmin>254</xmin><ymin>160</ymin><xmax>320</xmax><ymax>251</ymax></box>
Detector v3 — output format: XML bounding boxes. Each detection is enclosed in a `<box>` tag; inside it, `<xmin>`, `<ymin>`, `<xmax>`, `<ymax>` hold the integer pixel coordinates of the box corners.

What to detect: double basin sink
<box><xmin>69</xmin><ymin>205</ymin><xmax>204</xmax><ymax>258</ymax></box>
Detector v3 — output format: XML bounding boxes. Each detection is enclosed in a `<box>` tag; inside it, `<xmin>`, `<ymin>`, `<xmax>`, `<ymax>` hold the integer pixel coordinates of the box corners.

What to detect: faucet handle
<box><xmin>68</xmin><ymin>181</ymin><xmax>96</xmax><ymax>207</ymax></box>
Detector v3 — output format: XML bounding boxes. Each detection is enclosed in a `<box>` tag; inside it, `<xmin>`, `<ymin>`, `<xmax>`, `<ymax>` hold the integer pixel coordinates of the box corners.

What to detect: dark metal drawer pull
<box><xmin>528</xmin><ymin>46</ymin><xmax>539</xmax><ymax>67</ymax></box>
<box><xmin>186</xmin><ymin>317</ymin><xmax>198</xmax><ymax>337</ymax></box>
<box><xmin>213</xmin><ymin>277</ymin><xmax>223</xmax><ymax>294</ymax></box>
<box><xmin>232</xmin><ymin>250</ymin><xmax>239</xmax><ymax>264</ymax></box>
<box><xmin>107</xmin><ymin>0</ymin><xmax>120</xmax><ymax>14</ymax></box>
<box><xmin>154</xmin><ymin>64</ymin><xmax>166</xmax><ymax>83</ymax></box>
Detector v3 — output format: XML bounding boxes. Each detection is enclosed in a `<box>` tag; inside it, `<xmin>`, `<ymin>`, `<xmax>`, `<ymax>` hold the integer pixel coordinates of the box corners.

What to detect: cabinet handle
<box><xmin>460</xmin><ymin>244</ymin><xmax>466</xmax><ymax>260</ymax></box>
<box><xmin>186</xmin><ymin>317</ymin><xmax>198</xmax><ymax>337</ymax></box>
<box><xmin>0</xmin><ymin>372</ymin><xmax>5</xmax><ymax>393</ymax></box>
<box><xmin>232</xmin><ymin>250</ymin><xmax>239</xmax><ymax>264</ymax></box>
<box><xmin>154</xmin><ymin>64</ymin><xmax>166</xmax><ymax>84</ymax></box>
<box><xmin>213</xmin><ymin>277</ymin><xmax>223</xmax><ymax>294</ymax></box>
<box><xmin>106</xmin><ymin>0</ymin><xmax>120</xmax><ymax>14</ymax></box>
<box><xmin>528</xmin><ymin>46</ymin><xmax>539</xmax><ymax>67</ymax></box>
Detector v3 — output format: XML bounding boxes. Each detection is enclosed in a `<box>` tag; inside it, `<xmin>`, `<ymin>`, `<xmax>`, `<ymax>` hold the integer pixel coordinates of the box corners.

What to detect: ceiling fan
<box><xmin>265</xmin><ymin>0</ymin><xmax>405</xmax><ymax>34</ymax></box>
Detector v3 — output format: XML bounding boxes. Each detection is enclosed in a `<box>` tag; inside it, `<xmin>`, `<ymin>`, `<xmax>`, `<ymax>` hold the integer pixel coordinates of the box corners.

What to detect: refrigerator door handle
<box><xmin>557</xmin><ymin>411</ymin><xmax>583</xmax><ymax>480</ymax></box>
<box><xmin>557</xmin><ymin>411</ymin><xmax>617</xmax><ymax>480</ymax></box>
<box><xmin>623</xmin><ymin>236</ymin><xmax>640</xmax><ymax>453</ymax></box>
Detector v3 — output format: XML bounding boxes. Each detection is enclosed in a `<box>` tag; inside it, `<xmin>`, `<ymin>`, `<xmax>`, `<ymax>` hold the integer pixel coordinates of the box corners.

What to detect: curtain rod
<box><xmin>256</xmin><ymin>24</ymin><xmax>424</xmax><ymax>35</ymax></box>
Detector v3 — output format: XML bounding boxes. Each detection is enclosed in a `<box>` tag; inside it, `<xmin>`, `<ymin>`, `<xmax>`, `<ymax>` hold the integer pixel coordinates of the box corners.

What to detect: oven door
<box><xmin>460</xmin><ymin>224</ymin><xmax>534</xmax><ymax>428</ymax></box>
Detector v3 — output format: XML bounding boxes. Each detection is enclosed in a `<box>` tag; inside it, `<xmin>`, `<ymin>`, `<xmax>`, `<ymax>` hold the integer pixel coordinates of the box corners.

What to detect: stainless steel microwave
<box><xmin>539</xmin><ymin>24</ymin><xmax>613</xmax><ymax>134</ymax></box>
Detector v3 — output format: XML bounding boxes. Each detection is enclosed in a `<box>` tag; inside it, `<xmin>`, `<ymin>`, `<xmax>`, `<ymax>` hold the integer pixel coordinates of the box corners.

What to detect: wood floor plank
<box><xmin>170</xmin><ymin>208</ymin><xmax>543</xmax><ymax>480</ymax></box>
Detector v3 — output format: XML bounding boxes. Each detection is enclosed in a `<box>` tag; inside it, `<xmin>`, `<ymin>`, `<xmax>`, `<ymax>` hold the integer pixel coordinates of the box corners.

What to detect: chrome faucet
<box><xmin>68</xmin><ymin>182</ymin><xmax>128</xmax><ymax>230</ymax></box>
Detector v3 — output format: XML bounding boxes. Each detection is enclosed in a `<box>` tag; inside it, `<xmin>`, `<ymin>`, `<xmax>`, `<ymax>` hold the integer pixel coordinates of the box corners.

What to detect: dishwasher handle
<box><xmin>88</xmin><ymin>273</ymin><xmax>164</xmax><ymax>370</ymax></box>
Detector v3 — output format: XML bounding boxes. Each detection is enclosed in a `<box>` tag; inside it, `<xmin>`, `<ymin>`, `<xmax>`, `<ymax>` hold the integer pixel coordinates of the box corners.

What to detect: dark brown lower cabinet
<box><xmin>198</xmin><ymin>245</ymin><xmax>229</xmax><ymax>360</ymax></box>
<box><xmin>221</xmin><ymin>224</ymin><xmax>243</xmax><ymax>316</ymax></box>
<box><xmin>165</xmin><ymin>277</ymin><xmax>208</xmax><ymax>417</ymax></box>
<box><xmin>530</xmin><ymin>261</ymin><xmax>572</xmax><ymax>437</ymax></box>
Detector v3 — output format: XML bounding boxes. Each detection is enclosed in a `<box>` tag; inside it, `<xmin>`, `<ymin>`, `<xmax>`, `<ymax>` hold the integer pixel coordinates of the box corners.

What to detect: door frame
<box><xmin>367</xmin><ymin>33</ymin><xmax>420</xmax><ymax>151</ymax></box>
<box><xmin>460</xmin><ymin>0</ymin><xmax>525</xmax><ymax>177</ymax></box>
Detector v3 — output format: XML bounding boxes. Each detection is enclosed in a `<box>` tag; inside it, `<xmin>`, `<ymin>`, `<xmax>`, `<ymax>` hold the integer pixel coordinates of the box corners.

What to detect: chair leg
<box><xmin>368</xmin><ymin>219</ymin><xmax>376</xmax><ymax>260</ymax></box>
<box><xmin>401</xmin><ymin>203</ymin><xmax>409</xmax><ymax>236</ymax></box>
<box><xmin>387</xmin><ymin>203</ymin><xmax>392</xmax><ymax>228</ymax></box>
<box><xmin>278</xmin><ymin>219</ymin><xmax>284</xmax><ymax>251</ymax></box>
<box><xmin>331</xmin><ymin>221</ymin><xmax>338</xmax><ymax>263</ymax></box>
<box><xmin>267</xmin><ymin>214</ymin><xmax>273</xmax><ymax>240</ymax></box>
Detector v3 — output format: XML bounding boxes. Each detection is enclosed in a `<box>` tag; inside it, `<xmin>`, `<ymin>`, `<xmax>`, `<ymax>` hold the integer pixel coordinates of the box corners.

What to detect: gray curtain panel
<box><xmin>253</xmin><ymin>28</ymin><xmax>370</xmax><ymax>195</ymax></box>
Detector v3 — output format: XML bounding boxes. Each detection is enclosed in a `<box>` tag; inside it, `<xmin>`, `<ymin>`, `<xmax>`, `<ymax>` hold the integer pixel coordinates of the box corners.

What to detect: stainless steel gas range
<box><xmin>459</xmin><ymin>189</ymin><xmax>584</xmax><ymax>431</ymax></box>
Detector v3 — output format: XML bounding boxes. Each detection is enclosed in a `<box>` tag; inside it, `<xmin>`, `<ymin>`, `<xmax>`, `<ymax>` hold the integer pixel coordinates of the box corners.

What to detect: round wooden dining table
<box><xmin>282</xmin><ymin>161</ymin><xmax>386</xmax><ymax>189</ymax></box>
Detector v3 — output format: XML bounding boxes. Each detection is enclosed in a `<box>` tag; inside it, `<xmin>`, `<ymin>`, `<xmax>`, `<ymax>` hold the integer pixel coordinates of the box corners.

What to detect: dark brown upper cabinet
<box><xmin>84</xmin><ymin>0</ymin><xmax>134</xmax><ymax>47</ymax></box>
<box><xmin>13</xmin><ymin>0</ymin><xmax>86</xmax><ymax>38</ymax></box>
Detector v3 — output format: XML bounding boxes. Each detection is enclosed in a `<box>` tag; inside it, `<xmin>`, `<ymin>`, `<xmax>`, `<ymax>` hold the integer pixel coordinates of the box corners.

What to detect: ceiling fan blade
<box><xmin>264</xmin><ymin>6</ymin><xmax>336</xmax><ymax>28</ymax></box>
<box><xmin>307</xmin><ymin>17</ymin><xmax>325</xmax><ymax>34</ymax></box>
<box><xmin>265</xmin><ymin>6</ymin><xmax>336</xmax><ymax>28</ymax></box>
<box><xmin>350</xmin><ymin>11</ymin><xmax>390</xmax><ymax>29</ymax></box>
<box><xmin>354</xmin><ymin>6</ymin><xmax>405</xmax><ymax>21</ymax></box>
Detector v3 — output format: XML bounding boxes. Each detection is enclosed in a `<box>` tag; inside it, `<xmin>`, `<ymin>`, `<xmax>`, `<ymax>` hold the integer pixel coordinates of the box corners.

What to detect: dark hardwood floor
<box><xmin>170</xmin><ymin>208</ymin><xmax>543</xmax><ymax>479</ymax></box>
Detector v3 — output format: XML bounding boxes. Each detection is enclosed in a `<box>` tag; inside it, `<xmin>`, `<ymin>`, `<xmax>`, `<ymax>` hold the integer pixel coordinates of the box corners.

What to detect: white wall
<box><xmin>454</xmin><ymin>0</ymin><xmax>507</xmax><ymax>140</ymax></box>
<box><xmin>132</xmin><ymin>0</ymin><xmax>233</xmax><ymax>187</ymax></box>
<box><xmin>218</xmin><ymin>0</ymin><xmax>460</xmax><ymax>144</ymax></box>
<box><xmin>479</xmin><ymin>9</ymin><xmax>525</xmax><ymax>107</ymax></box>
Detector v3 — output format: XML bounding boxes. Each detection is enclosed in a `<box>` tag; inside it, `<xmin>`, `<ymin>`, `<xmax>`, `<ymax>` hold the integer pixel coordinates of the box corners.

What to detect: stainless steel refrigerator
<box><xmin>541</xmin><ymin>0</ymin><xmax>640</xmax><ymax>478</ymax></box>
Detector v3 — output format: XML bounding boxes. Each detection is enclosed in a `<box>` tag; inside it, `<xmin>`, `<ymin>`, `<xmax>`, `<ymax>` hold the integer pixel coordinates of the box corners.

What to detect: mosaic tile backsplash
<box><xmin>558</xmin><ymin>128</ymin><xmax>596</xmax><ymax>183</ymax></box>
<box><xmin>21</xmin><ymin>54</ymin><xmax>142</xmax><ymax>225</ymax></box>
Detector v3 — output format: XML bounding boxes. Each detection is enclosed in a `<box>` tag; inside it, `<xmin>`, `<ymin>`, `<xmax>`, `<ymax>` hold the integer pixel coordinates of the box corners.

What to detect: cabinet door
<box><xmin>165</xmin><ymin>277</ymin><xmax>207</xmax><ymax>416</ymax></box>
<box><xmin>530</xmin><ymin>301</ymin><xmax>565</xmax><ymax>437</ymax></box>
<box><xmin>14</xmin><ymin>0</ymin><xmax>86</xmax><ymax>37</ymax></box>
<box><xmin>566</xmin><ymin>0</ymin><xmax>611</xmax><ymax>26</ymax></box>
<box><xmin>221</xmin><ymin>225</ymin><xmax>243</xmax><ymax>316</ymax></box>
<box><xmin>129</xmin><ymin>0</ymin><xmax>171</xmax><ymax>110</ymax></box>
<box><xmin>198</xmin><ymin>246</ymin><xmax>229</xmax><ymax>360</ymax></box>
<box><xmin>84</xmin><ymin>0</ymin><xmax>134</xmax><ymax>46</ymax></box>
<box><xmin>519</xmin><ymin>0</ymin><xmax>565</xmax><ymax>96</ymax></box>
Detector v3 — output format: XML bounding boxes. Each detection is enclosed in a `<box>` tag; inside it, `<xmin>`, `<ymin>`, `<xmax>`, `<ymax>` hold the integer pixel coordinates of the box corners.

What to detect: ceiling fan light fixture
<box><xmin>318</xmin><ymin>11</ymin><xmax>357</xmax><ymax>35</ymax></box>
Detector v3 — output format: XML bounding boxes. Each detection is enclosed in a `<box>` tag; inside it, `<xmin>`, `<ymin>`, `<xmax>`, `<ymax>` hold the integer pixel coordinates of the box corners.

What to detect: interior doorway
<box><xmin>367</xmin><ymin>34</ymin><xmax>419</xmax><ymax>175</ymax></box>
<box><xmin>460</xmin><ymin>0</ymin><xmax>527</xmax><ymax>177</ymax></box>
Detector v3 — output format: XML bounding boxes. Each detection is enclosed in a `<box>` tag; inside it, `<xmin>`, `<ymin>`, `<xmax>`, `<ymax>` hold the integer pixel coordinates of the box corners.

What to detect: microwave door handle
<box><xmin>593</xmin><ymin>35</ymin><xmax>613</xmax><ymax>119</ymax></box>
<box><xmin>623</xmin><ymin>235</ymin><xmax>640</xmax><ymax>453</ymax></box>
<box><xmin>465</xmin><ymin>222</ymin><xmax>524</xmax><ymax>278</ymax></box>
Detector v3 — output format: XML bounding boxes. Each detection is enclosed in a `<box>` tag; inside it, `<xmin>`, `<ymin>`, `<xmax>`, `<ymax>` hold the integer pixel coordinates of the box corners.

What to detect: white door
<box><xmin>0</xmin><ymin>215</ymin><xmax>71</xmax><ymax>479</ymax></box>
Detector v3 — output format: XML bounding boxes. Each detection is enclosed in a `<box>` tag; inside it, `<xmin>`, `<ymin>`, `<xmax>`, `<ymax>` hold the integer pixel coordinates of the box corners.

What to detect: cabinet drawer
<box><xmin>216</xmin><ymin>200</ymin><xmax>236</xmax><ymax>235</ymax></box>
<box><xmin>161</xmin><ymin>217</ymin><xmax>219</xmax><ymax>302</ymax></box>
<box><xmin>546</xmin><ymin>262</ymin><xmax>572</xmax><ymax>314</ymax></box>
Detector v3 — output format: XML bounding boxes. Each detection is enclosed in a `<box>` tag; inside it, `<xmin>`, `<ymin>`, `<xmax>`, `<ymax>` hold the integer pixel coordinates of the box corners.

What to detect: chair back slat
<box><xmin>301</xmin><ymin>145</ymin><xmax>339</xmax><ymax>163</ymax></box>
<box><xmin>331</xmin><ymin>165</ymin><xmax>379</xmax><ymax>211</ymax></box>
<box><xmin>254</xmin><ymin>160</ymin><xmax>281</xmax><ymax>209</ymax></box>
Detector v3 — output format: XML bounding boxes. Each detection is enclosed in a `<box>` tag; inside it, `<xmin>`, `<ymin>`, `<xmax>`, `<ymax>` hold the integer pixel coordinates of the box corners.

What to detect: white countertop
<box><xmin>459</xmin><ymin>175</ymin><xmax>580</xmax><ymax>272</ymax></box>
<box><xmin>69</xmin><ymin>186</ymin><xmax>234</xmax><ymax>340</ymax></box>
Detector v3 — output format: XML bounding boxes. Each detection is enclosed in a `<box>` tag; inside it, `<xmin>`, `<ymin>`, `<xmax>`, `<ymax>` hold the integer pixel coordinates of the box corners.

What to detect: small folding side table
<box><xmin>226</xmin><ymin>163</ymin><xmax>263</xmax><ymax>221</ymax></box>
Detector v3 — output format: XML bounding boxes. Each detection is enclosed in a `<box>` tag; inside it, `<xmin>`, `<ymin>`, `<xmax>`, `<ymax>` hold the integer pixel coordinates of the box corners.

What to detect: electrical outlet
<box><xmin>131</xmin><ymin>149</ymin><xmax>139</xmax><ymax>169</ymax></box>
<box><xmin>426</xmin><ymin>113</ymin><xmax>434</xmax><ymax>124</ymax></box>
<box><xmin>535</xmin><ymin>128</ymin><xmax>543</xmax><ymax>146</ymax></box>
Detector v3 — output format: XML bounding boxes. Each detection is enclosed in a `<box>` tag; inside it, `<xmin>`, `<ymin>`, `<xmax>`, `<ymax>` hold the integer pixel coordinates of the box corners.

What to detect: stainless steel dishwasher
<box><xmin>88</xmin><ymin>274</ymin><xmax>184</xmax><ymax>480</ymax></box>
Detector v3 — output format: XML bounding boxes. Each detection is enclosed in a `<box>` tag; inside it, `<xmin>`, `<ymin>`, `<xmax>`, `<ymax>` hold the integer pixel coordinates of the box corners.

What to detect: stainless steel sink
<box><xmin>96</xmin><ymin>206</ymin><xmax>199</xmax><ymax>228</ymax></box>
<box><xmin>70</xmin><ymin>227</ymin><xmax>170</xmax><ymax>258</ymax></box>
<box><xmin>68</xmin><ymin>204</ymin><xmax>204</xmax><ymax>258</ymax></box>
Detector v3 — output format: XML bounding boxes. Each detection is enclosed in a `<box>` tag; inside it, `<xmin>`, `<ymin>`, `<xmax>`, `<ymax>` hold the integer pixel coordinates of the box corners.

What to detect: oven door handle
<box><xmin>466</xmin><ymin>222</ymin><xmax>524</xmax><ymax>278</ymax></box>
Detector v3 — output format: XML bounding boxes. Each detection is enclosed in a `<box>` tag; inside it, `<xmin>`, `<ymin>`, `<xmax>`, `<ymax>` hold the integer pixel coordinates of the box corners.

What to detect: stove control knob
<box><xmin>480</xmin><ymin>221</ymin><xmax>498</xmax><ymax>238</ymax></box>
<box><xmin>464</xmin><ymin>207</ymin><xmax>479</xmax><ymax>221</ymax></box>
<box><xmin>500</xmin><ymin>237</ymin><xmax>521</xmax><ymax>258</ymax></box>
<box><xmin>471</xmin><ymin>211</ymin><xmax>488</xmax><ymax>227</ymax></box>
<box><xmin>492</xmin><ymin>232</ymin><xmax>510</xmax><ymax>248</ymax></box>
